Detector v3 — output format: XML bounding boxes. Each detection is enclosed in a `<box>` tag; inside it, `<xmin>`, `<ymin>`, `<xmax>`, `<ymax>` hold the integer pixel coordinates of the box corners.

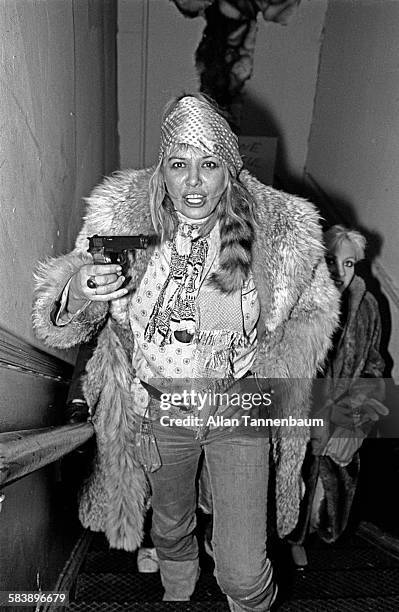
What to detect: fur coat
<box><xmin>290</xmin><ymin>275</ymin><xmax>385</xmax><ymax>544</ymax></box>
<box><xmin>32</xmin><ymin>168</ymin><xmax>339</xmax><ymax>551</ymax></box>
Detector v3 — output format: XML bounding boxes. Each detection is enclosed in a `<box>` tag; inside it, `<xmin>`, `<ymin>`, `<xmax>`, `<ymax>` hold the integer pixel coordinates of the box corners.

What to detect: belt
<box><xmin>140</xmin><ymin>370</ymin><xmax>254</xmax><ymax>402</ymax></box>
<box><xmin>140</xmin><ymin>379</ymin><xmax>165</xmax><ymax>402</ymax></box>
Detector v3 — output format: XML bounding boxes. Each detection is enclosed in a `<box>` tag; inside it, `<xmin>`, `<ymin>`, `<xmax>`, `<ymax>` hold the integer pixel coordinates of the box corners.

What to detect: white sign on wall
<box><xmin>239</xmin><ymin>136</ymin><xmax>277</xmax><ymax>186</ymax></box>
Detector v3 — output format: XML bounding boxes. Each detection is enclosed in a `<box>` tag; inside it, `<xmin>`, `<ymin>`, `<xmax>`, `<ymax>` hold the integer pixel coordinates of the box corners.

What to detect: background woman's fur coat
<box><xmin>33</xmin><ymin>169</ymin><xmax>339</xmax><ymax>551</ymax></box>
<box><xmin>290</xmin><ymin>274</ymin><xmax>385</xmax><ymax>544</ymax></box>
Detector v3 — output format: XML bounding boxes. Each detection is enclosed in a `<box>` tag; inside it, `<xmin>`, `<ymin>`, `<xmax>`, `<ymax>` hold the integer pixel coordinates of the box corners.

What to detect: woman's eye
<box><xmin>325</xmin><ymin>257</ymin><xmax>335</xmax><ymax>266</ymax></box>
<box><xmin>171</xmin><ymin>162</ymin><xmax>185</xmax><ymax>169</ymax></box>
<box><xmin>203</xmin><ymin>161</ymin><xmax>218</xmax><ymax>169</ymax></box>
<box><xmin>345</xmin><ymin>261</ymin><xmax>354</xmax><ymax>268</ymax></box>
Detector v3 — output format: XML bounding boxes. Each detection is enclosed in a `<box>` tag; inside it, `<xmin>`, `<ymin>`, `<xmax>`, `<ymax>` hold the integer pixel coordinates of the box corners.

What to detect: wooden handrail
<box><xmin>0</xmin><ymin>423</ymin><xmax>94</xmax><ymax>486</ymax></box>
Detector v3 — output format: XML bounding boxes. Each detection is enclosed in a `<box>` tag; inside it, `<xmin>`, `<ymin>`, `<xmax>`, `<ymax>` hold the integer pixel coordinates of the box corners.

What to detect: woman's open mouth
<box><xmin>184</xmin><ymin>194</ymin><xmax>206</xmax><ymax>206</ymax></box>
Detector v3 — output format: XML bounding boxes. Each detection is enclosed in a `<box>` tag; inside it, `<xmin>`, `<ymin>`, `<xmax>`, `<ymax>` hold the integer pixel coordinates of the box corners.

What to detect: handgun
<box><xmin>87</xmin><ymin>234</ymin><xmax>152</xmax><ymax>266</ymax></box>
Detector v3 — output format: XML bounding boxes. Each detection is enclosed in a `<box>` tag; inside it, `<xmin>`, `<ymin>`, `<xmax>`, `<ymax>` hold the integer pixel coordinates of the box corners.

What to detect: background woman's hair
<box><xmin>324</xmin><ymin>224</ymin><xmax>367</xmax><ymax>262</ymax></box>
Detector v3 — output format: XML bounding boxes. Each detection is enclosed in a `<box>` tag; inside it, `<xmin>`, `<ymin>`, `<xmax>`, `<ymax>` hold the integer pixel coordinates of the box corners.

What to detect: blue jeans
<box><xmin>147</xmin><ymin>421</ymin><xmax>276</xmax><ymax>611</ymax></box>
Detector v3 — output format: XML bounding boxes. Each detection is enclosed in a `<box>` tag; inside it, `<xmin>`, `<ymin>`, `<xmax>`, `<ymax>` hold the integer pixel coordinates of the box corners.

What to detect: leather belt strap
<box><xmin>140</xmin><ymin>379</ymin><xmax>165</xmax><ymax>402</ymax></box>
<box><xmin>140</xmin><ymin>370</ymin><xmax>254</xmax><ymax>403</ymax></box>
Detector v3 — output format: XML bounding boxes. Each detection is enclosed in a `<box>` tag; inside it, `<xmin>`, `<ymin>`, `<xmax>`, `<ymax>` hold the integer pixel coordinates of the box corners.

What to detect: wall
<box><xmin>240</xmin><ymin>0</ymin><xmax>327</xmax><ymax>184</ymax></box>
<box><xmin>118</xmin><ymin>0</ymin><xmax>202</xmax><ymax>169</ymax></box>
<box><xmin>1</xmin><ymin>0</ymin><xmax>117</xmax><ymax>349</ymax></box>
<box><xmin>118</xmin><ymin>0</ymin><xmax>327</xmax><ymax>179</ymax></box>
<box><xmin>0</xmin><ymin>0</ymin><xmax>117</xmax><ymax>597</ymax></box>
<box><xmin>305</xmin><ymin>0</ymin><xmax>399</xmax><ymax>381</ymax></box>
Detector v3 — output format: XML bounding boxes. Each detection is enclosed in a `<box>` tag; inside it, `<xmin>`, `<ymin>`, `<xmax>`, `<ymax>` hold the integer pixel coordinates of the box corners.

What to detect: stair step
<box><xmin>67</xmin><ymin>594</ymin><xmax>399</xmax><ymax>612</ymax></box>
<box><xmin>68</xmin><ymin>603</ymin><xmax>230</xmax><ymax>611</ymax></box>
<box><xmin>305</xmin><ymin>542</ymin><xmax>399</xmax><ymax>571</ymax></box>
<box><xmin>66</xmin><ymin>532</ymin><xmax>399</xmax><ymax>610</ymax></box>
<box><xmin>83</xmin><ymin>549</ymin><xmax>140</xmax><ymax>574</ymax></box>
<box><xmin>276</xmin><ymin>595</ymin><xmax>399</xmax><ymax>611</ymax></box>
<box><xmin>74</xmin><ymin>571</ymin><xmax>227</xmax><ymax>605</ymax></box>
<box><xmin>288</xmin><ymin>567</ymin><xmax>399</xmax><ymax>600</ymax></box>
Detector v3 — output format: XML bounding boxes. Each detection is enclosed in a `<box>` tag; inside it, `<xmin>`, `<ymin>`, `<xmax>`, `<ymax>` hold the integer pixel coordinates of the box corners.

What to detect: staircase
<box><xmin>67</xmin><ymin>531</ymin><xmax>228</xmax><ymax>611</ymax></box>
<box><xmin>66</xmin><ymin>527</ymin><xmax>399</xmax><ymax>611</ymax></box>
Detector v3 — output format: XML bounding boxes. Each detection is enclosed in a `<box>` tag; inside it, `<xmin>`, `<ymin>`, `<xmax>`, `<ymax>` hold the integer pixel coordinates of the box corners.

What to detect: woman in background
<box><xmin>290</xmin><ymin>225</ymin><xmax>387</xmax><ymax>568</ymax></box>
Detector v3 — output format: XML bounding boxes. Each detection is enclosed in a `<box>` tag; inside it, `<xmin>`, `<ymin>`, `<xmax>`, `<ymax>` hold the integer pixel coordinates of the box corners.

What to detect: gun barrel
<box><xmin>89</xmin><ymin>234</ymin><xmax>150</xmax><ymax>251</ymax></box>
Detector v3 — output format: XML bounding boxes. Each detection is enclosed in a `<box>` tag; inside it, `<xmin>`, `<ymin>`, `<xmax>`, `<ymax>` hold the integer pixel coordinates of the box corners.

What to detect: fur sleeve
<box><xmin>32</xmin><ymin>169</ymin><xmax>153</xmax><ymax>350</ymax></box>
<box><xmin>32</xmin><ymin>173</ymin><xmax>122</xmax><ymax>349</ymax></box>
<box><xmin>32</xmin><ymin>247</ymin><xmax>108</xmax><ymax>349</ymax></box>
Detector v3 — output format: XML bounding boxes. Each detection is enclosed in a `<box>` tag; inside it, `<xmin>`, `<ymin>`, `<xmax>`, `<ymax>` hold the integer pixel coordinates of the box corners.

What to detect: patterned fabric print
<box><xmin>130</xmin><ymin>242</ymin><xmax>196</xmax><ymax>383</ymax></box>
<box><xmin>193</xmin><ymin>274</ymin><xmax>259</xmax><ymax>380</ymax></box>
<box><xmin>145</xmin><ymin>228</ymin><xmax>209</xmax><ymax>347</ymax></box>
<box><xmin>235</xmin><ymin>275</ymin><xmax>260</xmax><ymax>378</ymax></box>
<box><xmin>160</xmin><ymin>96</ymin><xmax>243</xmax><ymax>177</ymax></box>
<box><xmin>129</xmin><ymin>221</ymin><xmax>260</xmax><ymax>413</ymax></box>
<box><xmin>197</xmin><ymin>284</ymin><xmax>243</xmax><ymax>333</ymax></box>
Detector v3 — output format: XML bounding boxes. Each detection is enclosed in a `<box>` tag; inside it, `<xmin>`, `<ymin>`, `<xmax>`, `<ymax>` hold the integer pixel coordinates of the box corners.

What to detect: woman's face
<box><xmin>325</xmin><ymin>238</ymin><xmax>356</xmax><ymax>293</ymax></box>
<box><xmin>163</xmin><ymin>147</ymin><xmax>227</xmax><ymax>220</ymax></box>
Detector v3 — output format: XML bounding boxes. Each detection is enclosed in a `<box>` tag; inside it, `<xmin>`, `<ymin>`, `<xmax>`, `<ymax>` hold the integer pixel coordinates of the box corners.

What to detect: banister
<box><xmin>0</xmin><ymin>423</ymin><xmax>94</xmax><ymax>487</ymax></box>
<box><xmin>0</xmin><ymin>325</ymin><xmax>73</xmax><ymax>382</ymax></box>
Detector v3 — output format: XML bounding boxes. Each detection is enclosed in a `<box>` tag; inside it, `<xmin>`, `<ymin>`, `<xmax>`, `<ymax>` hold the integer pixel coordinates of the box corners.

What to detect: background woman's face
<box><xmin>325</xmin><ymin>238</ymin><xmax>356</xmax><ymax>293</ymax></box>
<box><xmin>163</xmin><ymin>147</ymin><xmax>227</xmax><ymax>220</ymax></box>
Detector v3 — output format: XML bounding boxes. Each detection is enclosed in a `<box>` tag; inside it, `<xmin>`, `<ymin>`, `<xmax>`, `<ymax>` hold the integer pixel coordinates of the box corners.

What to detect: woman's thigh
<box><xmin>204</xmin><ymin>434</ymin><xmax>270</xmax><ymax>576</ymax></box>
<box><xmin>147</xmin><ymin>423</ymin><xmax>202</xmax><ymax>559</ymax></box>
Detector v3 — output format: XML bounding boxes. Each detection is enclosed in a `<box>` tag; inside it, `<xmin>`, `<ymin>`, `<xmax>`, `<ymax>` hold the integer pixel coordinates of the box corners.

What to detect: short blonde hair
<box><xmin>324</xmin><ymin>224</ymin><xmax>366</xmax><ymax>262</ymax></box>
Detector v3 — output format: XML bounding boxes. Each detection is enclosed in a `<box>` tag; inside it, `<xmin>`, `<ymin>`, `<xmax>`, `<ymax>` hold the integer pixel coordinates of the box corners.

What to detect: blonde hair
<box><xmin>324</xmin><ymin>224</ymin><xmax>366</xmax><ymax>262</ymax></box>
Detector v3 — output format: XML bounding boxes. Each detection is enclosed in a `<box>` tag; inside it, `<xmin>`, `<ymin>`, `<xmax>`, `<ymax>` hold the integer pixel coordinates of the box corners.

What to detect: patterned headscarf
<box><xmin>159</xmin><ymin>95</ymin><xmax>243</xmax><ymax>177</ymax></box>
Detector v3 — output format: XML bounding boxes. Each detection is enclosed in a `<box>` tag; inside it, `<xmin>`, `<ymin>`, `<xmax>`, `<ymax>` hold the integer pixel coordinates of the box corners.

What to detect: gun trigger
<box><xmin>119</xmin><ymin>251</ymin><xmax>128</xmax><ymax>266</ymax></box>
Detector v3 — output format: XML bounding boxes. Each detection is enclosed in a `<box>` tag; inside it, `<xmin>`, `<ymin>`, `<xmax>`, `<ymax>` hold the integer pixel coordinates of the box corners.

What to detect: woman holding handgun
<box><xmin>33</xmin><ymin>94</ymin><xmax>338</xmax><ymax>611</ymax></box>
